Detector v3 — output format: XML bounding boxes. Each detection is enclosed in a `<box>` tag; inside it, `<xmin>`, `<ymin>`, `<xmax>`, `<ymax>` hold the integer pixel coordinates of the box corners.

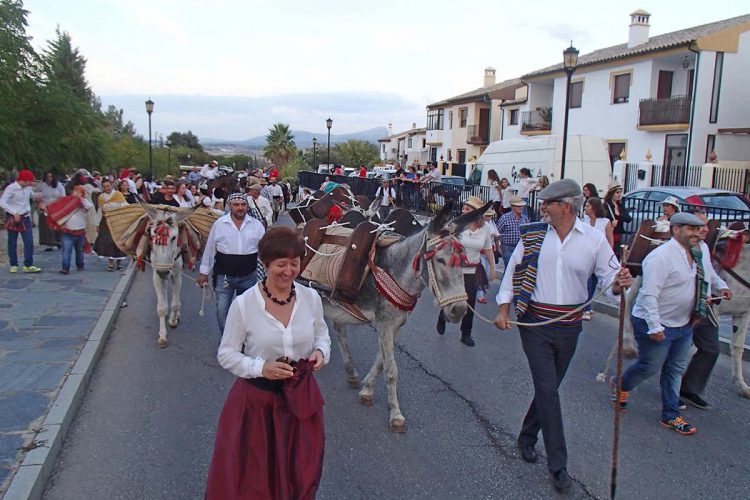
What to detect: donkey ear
<box><xmin>428</xmin><ymin>201</ymin><xmax>455</xmax><ymax>234</ymax></box>
<box><xmin>137</xmin><ymin>196</ymin><xmax>159</xmax><ymax>221</ymax></box>
<box><xmin>173</xmin><ymin>205</ymin><xmax>198</xmax><ymax>225</ymax></box>
<box><xmin>450</xmin><ymin>201</ymin><xmax>492</xmax><ymax>234</ymax></box>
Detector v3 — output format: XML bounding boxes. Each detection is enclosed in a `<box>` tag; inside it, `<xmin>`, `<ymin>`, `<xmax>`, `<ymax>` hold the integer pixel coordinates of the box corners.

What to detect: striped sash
<box><xmin>512</xmin><ymin>222</ymin><xmax>547</xmax><ymax>318</ymax></box>
<box><xmin>526</xmin><ymin>301</ymin><xmax>584</xmax><ymax>327</ymax></box>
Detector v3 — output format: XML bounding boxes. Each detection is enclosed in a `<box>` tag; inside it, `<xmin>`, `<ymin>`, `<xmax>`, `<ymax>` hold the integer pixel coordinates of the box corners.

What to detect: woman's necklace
<box><xmin>261</xmin><ymin>279</ymin><xmax>295</xmax><ymax>305</ymax></box>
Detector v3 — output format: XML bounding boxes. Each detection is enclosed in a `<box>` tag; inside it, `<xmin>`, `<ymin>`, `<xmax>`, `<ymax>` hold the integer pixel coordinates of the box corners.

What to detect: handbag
<box><xmin>4</xmin><ymin>216</ymin><xmax>26</xmax><ymax>232</ymax></box>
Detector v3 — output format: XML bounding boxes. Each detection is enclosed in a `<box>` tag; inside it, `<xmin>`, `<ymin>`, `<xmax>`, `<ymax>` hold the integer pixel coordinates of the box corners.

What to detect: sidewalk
<box><xmin>0</xmin><ymin>230</ymin><xmax>134</xmax><ymax>499</ymax></box>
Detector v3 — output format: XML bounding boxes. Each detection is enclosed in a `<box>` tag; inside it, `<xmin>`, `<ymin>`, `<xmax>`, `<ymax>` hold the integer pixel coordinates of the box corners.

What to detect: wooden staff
<box><xmin>610</xmin><ymin>244</ymin><xmax>629</xmax><ymax>499</ymax></box>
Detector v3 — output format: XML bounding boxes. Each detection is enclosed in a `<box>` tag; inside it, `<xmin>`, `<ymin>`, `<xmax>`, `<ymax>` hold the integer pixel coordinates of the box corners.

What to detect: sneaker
<box><xmin>9</xmin><ymin>266</ymin><xmax>18</xmax><ymax>273</ymax></box>
<box><xmin>678</xmin><ymin>399</ymin><xmax>687</xmax><ymax>410</ymax></box>
<box><xmin>59</xmin><ymin>269</ymin><xmax>70</xmax><ymax>275</ymax></box>
<box><xmin>661</xmin><ymin>416</ymin><xmax>697</xmax><ymax>435</ymax></box>
<box><xmin>610</xmin><ymin>376</ymin><xmax>629</xmax><ymax>411</ymax></box>
<box><xmin>22</xmin><ymin>265</ymin><xmax>42</xmax><ymax>273</ymax></box>
<box><xmin>680</xmin><ymin>392</ymin><xmax>711</xmax><ymax>410</ymax></box>
<box><xmin>582</xmin><ymin>311</ymin><xmax>593</xmax><ymax>321</ymax></box>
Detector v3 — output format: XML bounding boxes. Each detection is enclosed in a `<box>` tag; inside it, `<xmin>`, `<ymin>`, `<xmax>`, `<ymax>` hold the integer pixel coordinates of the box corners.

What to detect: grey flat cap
<box><xmin>669</xmin><ymin>212</ymin><xmax>706</xmax><ymax>227</ymax></box>
<box><xmin>538</xmin><ymin>178</ymin><xmax>581</xmax><ymax>200</ymax></box>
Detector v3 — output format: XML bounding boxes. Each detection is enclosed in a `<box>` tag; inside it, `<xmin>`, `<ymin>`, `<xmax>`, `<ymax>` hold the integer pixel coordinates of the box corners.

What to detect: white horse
<box><xmin>140</xmin><ymin>203</ymin><xmax>194</xmax><ymax>348</ymax></box>
<box><xmin>318</xmin><ymin>202</ymin><xmax>486</xmax><ymax>432</ymax></box>
<box><xmin>622</xmin><ymin>227</ymin><xmax>750</xmax><ymax>398</ymax></box>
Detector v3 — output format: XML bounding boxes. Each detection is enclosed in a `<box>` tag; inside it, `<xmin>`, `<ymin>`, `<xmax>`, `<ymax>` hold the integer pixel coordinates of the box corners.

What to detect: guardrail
<box><xmin>298</xmin><ymin>170</ymin><xmax>495</xmax><ymax>218</ymax></box>
<box><xmin>620</xmin><ymin>197</ymin><xmax>750</xmax><ymax>246</ymax></box>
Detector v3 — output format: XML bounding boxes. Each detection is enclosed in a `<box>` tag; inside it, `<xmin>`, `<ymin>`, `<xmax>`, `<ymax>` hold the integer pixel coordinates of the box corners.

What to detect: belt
<box><xmin>244</xmin><ymin>377</ymin><xmax>283</xmax><ymax>393</ymax></box>
<box><xmin>526</xmin><ymin>301</ymin><xmax>583</xmax><ymax>325</ymax></box>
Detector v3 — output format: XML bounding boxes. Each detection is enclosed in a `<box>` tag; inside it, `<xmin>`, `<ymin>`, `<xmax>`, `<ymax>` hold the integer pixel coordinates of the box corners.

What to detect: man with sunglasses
<box><xmin>493</xmin><ymin>178</ymin><xmax>632</xmax><ymax>494</ymax></box>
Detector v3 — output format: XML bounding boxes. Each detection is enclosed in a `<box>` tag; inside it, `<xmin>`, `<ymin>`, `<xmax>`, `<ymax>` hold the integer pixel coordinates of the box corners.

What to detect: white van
<box><xmin>469</xmin><ymin>135</ymin><xmax>612</xmax><ymax>197</ymax></box>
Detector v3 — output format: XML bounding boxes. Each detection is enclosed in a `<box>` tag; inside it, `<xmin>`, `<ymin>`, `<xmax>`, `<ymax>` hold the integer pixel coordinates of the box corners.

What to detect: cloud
<box><xmin>540</xmin><ymin>23</ymin><xmax>593</xmax><ymax>45</ymax></box>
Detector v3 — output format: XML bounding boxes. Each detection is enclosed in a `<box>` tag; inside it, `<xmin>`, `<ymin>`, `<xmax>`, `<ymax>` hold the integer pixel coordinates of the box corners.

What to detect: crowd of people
<box><xmin>0</xmin><ymin>162</ymin><xmax>294</xmax><ymax>275</ymax></box>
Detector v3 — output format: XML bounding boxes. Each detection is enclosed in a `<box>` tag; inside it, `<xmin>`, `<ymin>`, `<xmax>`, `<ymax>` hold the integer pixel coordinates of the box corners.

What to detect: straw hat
<box><xmin>662</xmin><ymin>196</ymin><xmax>680</xmax><ymax>210</ymax></box>
<box><xmin>607</xmin><ymin>181</ymin><xmax>622</xmax><ymax>193</ymax></box>
<box><xmin>509</xmin><ymin>195</ymin><xmax>526</xmax><ymax>207</ymax></box>
<box><xmin>463</xmin><ymin>196</ymin><xmax>485</xmax><ymax>210</ymax></box>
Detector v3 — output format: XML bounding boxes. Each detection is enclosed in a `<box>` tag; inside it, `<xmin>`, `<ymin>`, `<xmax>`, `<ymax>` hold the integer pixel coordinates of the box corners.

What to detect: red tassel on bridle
<box><xmin>152</xmin><ymin>222</ymin><xmax>171</xmax><ymax>246</ymax></box>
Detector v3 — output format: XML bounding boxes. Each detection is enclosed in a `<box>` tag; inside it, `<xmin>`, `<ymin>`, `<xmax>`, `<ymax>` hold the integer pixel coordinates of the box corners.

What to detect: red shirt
<box><xmin>358</xmin><ymin>167</ymin><xmax>367</xmax><ymax>177</ymax></box>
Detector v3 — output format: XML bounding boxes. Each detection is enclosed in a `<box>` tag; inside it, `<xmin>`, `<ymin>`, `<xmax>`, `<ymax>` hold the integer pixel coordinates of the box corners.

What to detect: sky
<box><xmin>23</xmin><ymin>0</ymin><xmax>749</xmax><ymax>140</ymax></box>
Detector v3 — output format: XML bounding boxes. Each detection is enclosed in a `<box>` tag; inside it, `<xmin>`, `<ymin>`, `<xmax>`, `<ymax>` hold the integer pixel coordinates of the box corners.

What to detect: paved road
<box><xmin>43</xmin><ymin>262</ymin><xmax>750</xmax><ymax>499</ymax></box>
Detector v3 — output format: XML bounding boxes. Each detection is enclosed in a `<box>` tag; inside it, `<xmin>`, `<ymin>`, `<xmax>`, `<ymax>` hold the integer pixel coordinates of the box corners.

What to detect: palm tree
<box><xmin>264</xmin><ymin>123</ymin><xmax>296</xmax><ymax>167</ymax></box>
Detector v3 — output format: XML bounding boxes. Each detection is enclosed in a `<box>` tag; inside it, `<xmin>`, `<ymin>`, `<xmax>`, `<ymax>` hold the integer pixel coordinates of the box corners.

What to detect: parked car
<box><xmin>621</xmin><ymin>186</ymin><xmax>750</xmax><ymax>235</ymax></box>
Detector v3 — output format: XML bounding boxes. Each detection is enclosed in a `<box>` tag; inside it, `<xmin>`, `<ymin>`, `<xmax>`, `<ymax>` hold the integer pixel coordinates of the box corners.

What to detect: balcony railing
<box><xmin>466</xmin><ymin>124</ymin><xmax>489</xmax><ymax>145</ymax></box>
<box><xmin>638</xmin><ymin>95</ymin><xmax>691</xmax><ymax>126</ymax></box>
<box><xmin>521</xmin><ymin>108</ymin><xmax>552</xmax><ymax>132</ymax></box>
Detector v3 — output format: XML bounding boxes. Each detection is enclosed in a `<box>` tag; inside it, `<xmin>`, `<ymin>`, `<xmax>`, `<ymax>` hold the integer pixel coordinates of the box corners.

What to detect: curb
<box><xmin>3</xmin><ymin>266</ymin><xmax>137</xmax><ymax>500</ymax></box>
<box><xmin>592</xmin><ymin>298</ymin><xmax>750</xmax><ymax>361</ymax></box>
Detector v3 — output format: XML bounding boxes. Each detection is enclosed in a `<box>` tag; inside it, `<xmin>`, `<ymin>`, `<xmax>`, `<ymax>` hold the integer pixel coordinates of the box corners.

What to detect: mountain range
<box><xmin>202</xmin><ymin>126</ymin><xmax>388</xmax><ymax>149</ymax></box>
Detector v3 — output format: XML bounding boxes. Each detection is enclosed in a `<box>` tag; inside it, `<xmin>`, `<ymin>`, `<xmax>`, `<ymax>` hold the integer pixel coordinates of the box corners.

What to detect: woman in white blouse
<box><xmin>582</xmin><ymin>197</ymin><xmax>614</xmax><ymax>320</ymax></box>
<box><xmin>206</xmin><ymin>226</ymin><xmax>331</xmax><ymax>500</ymax></box>
<box><xmin>436</xmin><ymin>196</ymin><xmax>495</xmax><ymax>347</ymax></box>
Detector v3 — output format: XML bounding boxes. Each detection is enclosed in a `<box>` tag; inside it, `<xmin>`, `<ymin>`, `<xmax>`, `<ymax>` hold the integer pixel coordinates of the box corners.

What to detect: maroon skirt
<box><xmin>205</xmin><ymin>372</ymin><xmax>325</xmax><ymax>500</ymax></box>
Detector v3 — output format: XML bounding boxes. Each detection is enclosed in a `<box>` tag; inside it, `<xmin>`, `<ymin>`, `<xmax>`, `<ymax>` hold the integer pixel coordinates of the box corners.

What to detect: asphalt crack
<box><xmin>395</xmin><ymin>342</ymin><xmax>600</xmax><ymax>499</ymax></box>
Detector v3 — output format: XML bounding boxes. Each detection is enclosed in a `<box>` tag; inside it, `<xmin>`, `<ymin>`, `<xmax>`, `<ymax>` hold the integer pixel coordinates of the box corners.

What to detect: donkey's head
<box><xmin>420</xmin><ymin>201</ymin><xmax>492</xmax><ymax>323</ymax></box>
<box><xmin>716</xmin><ymin>221</ymin><xmax>750</xmax><ymax>270</ymax></box>
<box><xmin>139</xmin><ymin>201</ymin><xmax>194</xmax><ymax>279</ymax></box>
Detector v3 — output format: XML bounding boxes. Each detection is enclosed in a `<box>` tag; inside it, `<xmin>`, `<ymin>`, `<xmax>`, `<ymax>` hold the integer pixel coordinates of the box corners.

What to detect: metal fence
<box><xmin>620</xmin><ymin>197</ymin><xmax>750</xmax><ymax>246</ymax></box>
<box><xmin>712</xmin><ymin>167</ymin><xmax>750</xmax><ymax>196</ymax></box>
<box><xmin>650</xmin><ymin>164</ymin><xmax>702</xmax><ymax>188</ymax></box>
<box><xmin>623</xmin><ymin>163</ymin><xmax>641</xmax><ymax>193</ymax></box>
<box><xmin>298</xmin><ymin>170</ymin><xmax>495</xmax><ymax>218</ymax></box>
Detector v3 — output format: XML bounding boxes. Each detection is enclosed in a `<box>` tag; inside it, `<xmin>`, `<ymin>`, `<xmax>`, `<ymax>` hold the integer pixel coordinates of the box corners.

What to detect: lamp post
<box><xmin>145</xmin><ymin>98</ymin><xmax>154</xmax><ymax>179</ymax></box>
<box><xmin>187</xmin><ymin>153</ymin><xmax>191</xmax><ymax>166</ymax></box>
<box><xmin>560</xmin><ymin>43</ymin><xmax>579</xmax><ymax>179</ymax></box>
<box><xmin>312</xmin><ymin>137</ymin><xmax>318</xmax><ymax>169</ymax></box>
<box><xmin>166</xmin><ymin>139</ymin><xmax>172</xmax><ymax>176</ymax></box>
<box><xmin>326</xmin><ymin>117</ymin><xmax>332</xmax><ymax>170</ymax></box>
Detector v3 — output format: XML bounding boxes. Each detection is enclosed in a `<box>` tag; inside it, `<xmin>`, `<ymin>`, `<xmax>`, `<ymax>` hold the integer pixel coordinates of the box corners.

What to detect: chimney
<box><xmin>484</xmin><ymin>67</ymin><xmax>496</xmax><ymax>87</ymax></box>
<box><xmin>388</xmin><ymin>122</ymin><xmax>393</xmax><ymax>136</ymax></box>
<box><xmin>412</xmin><ymin>122</ymin><xmax>416</xmax><ymax>129</ymax></box>
<box><xmin>628</xmin><ymin>9</ymin><xmax>651</xmax><ymax>48</ymax></box>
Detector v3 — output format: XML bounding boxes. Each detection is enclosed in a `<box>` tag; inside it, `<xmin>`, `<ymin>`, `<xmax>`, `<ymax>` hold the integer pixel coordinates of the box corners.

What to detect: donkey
<box><xmin>140</xmin><ymin>203</ymin><xmax>195</xmax><ymax>347</ymax></box>
<box><xmin>319</xmin><ymin>202</ymin><xmax>488</xmax><ymax>432</ymax></box>
<box><xmin>621</xmin><ymin>225</ymin><xmax>750</xmax><ymax>398</ymax></box>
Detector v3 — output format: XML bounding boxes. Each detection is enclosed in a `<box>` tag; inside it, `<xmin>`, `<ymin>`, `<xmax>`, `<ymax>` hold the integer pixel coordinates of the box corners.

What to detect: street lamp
<box><xmin>145</xmin><ymin>98</ymin><xmax>154</xmax><ymax>179</ymax></box>
<box><xmin>187</xmin><ymin>153</ymin><xmax>191</xmax><ymax>166</ymax></box>
<box><xmin>312</xmin><ymin>137</ymin><xmax>318</xmax><ymax>169</ymax></box>
<box><xmin>166</xmin><ymin>139</ymin><xmax>172</xmax><ymax>176</ymax></box>
<box><xmin>560</xmin><ymin>43</ymin><xmax>579</xmax><ymax>179</ymax></box>
<box><xmin>326</xmin><ymin>117</ymin><xmax>332</xmax><ymax>170</ymax></box>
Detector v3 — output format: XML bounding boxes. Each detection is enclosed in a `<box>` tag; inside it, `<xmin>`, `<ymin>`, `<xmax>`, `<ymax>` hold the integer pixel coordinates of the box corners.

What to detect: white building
<box><xmin>510</xmin><ymin>10</ymin><xmax>750</xmax><ymax>169</ymax></box>
<box><xmin>378</xmin><ymin>123</ymin><xmax>428</xmax><ymax>165</ymax></box>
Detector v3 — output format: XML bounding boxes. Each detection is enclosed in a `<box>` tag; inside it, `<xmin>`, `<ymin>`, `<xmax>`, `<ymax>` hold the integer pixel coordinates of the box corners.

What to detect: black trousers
<box><xmin>517</xmin><ymin>322</ymin><xmax>581</xmax><ymax>474</ymax></box>
<box><xmin>680</xmin><ymin>317</ymin><xmax>720</xmax><ymax>396</ymax></box>
<box><xmin>437</xmin><ymin>273</ymin><xmax>477</xmax><ymax>336</ymax></box>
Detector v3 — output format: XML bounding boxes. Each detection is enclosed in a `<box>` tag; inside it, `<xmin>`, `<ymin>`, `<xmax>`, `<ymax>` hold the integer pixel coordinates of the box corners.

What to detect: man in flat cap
<box><xmin>616</xmin><ymin>211</ymin><xmax>718</xmax><ymax>436</ymax></box>
<box><xmin>197</xmin><ymin>192</ymin><xmax>265</xmax><ymax>333</ymax></box>
<box><xmin>494</xmin><ymin>178</ymin><xmax>632</xmax><ymax>494</ymax></box>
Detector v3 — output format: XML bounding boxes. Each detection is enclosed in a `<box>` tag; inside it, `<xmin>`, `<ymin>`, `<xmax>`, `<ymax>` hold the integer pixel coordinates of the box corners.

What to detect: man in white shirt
<box><xmin>59</xmin><ymin>186</ymin><xmax>93</xmax><ymax>274</ymax></box>
<box><xmin>268</xmin><ymin>179</ymin><xmax>284</xmax><ymax>222</ymax></box>
<box><xmin>680</xmin><ymin>209</ymin><xmax>732</xmax><ymax>409</ymax></box>
<box><xmin>419</xmin><ymin>164</ymin><xmax>441</xmax><ymax>185</ymax></box>
<box><xmin>246</xmin><ymin>184</ymin><xmax>273</xmax><ymax>228</ymax></box>
<box><xmin>200</xmin><ymin>160</ymin><xmax>220</xmax><ymax>182</ymax></box>
<box><xmin>493</xmin><ymin>179</ymin><xmax>631</xmax><ymax>494</ymax></box>
<box><xmin>620</xmin><ymin>212</ymin><xmax>711</xmax><ymax>436</ymax></box>
<box><xmin>374</xmin><ymin>179</ymin><xmax>395</xmax><ymax>222</ymax></box>
<box><xmin>0</xmin><ymin>169</ymin><xmax>43</xmax><ymax>273</ymax></box>
<box><xmin>197</xmin><ymin>193</ymin><xmax>266</xmax><ymax>333</ymax></box>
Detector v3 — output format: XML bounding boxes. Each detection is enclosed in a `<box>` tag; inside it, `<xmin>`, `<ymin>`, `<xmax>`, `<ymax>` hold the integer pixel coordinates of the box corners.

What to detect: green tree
<box><xmin>264</xmin><ymin>123</ymin><xmax>297</xmax><ymax>167</ymax></box>
<box><xmin>0</xmin><ymin>0</ymin><xmax>42</xmax><ymax>168</ymax></box>
<box><xmin>103</xmin><ymin>105</ymin><xmax>140</xmax><ymax>139</ymax></box>
<box><xmin>167</xmin><ymin>130</ymin><xmax>203</xmax><ymax>151</ymax></box>
<box><xmin>334</xmin><ymin>140</ymin><xmax>380</xmax><ymax>169</ymax></box>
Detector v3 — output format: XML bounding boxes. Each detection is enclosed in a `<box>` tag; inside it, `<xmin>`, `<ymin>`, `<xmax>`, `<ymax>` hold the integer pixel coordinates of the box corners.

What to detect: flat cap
<box><xmin>669</xmin><ymin>212</ymin><xmax>705</xmax><ymax>227</ymax></box>
<box><xmin>538</xmin><ymin>178</ymin><xmax>581</xmax><ymax>200</ymax></box>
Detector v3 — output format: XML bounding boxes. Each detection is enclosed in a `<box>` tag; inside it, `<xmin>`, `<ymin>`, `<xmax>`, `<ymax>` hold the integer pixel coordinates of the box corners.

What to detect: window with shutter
<box><xmin>509</xmin><ymin>109</ymin><xmax>519</xmax><ymax>125</ymax></box>
<box><xmin>569</xmin><ymin>81</ymin><xmax>583</xmax><ymax>108</ymax></box>
<box><xmin>613</xmin><ymin>74</ymin><xmax>630</xmax><ymax>104</ymax></box>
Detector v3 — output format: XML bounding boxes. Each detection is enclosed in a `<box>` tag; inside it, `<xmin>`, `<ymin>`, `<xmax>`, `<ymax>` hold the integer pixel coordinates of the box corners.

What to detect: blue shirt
<box><xmin>496</xmin><ymin>211</ymin><xmax>529</xmax><ymax>247</ymax></box>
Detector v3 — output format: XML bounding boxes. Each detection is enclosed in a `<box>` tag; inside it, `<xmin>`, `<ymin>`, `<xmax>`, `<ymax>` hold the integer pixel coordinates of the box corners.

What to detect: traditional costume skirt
<box><xmin>37</xmin><ymin>211</ymin><xmax>60</xmax><ymax>247</ymax></box>
<box><xmin>205</xmin><ymin>360</ymin><xmax>325</xmax><ymax>500</ymax></box>
<box><xmin>93</xmin><ymin>217</ymin><xmax>125</xmax><ymax>259</ymax></box>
